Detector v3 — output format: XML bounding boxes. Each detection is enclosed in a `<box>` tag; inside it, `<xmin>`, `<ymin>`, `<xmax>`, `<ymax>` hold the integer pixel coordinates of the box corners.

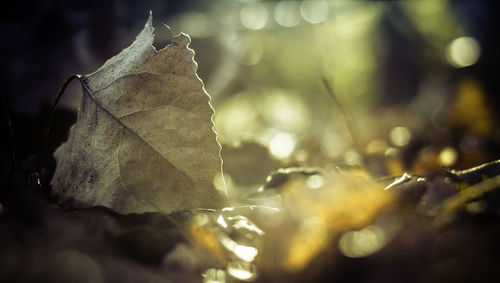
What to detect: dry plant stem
<box><xmin>161</xmin><ymin>23</ymin><xmax>174</xmax><ymax>40</ymax></box>
<box><xmin>39</xmin><ymin>75</ymin><xmax>80</xmax><ymax>182</ymax></box>
<box><xmin>2</xmin><ymin>95</ymin><xmax>15</xmax><ymax>181</ymax></box>
<box><xmin>322</xmin><ymin>77</ymin><xmax>363</xmax><ymax>156</ymax></box>
<box><xmin>442</xmin><ymin>174</ymin><xmax>500</xmax><ymax>213</ymax></box>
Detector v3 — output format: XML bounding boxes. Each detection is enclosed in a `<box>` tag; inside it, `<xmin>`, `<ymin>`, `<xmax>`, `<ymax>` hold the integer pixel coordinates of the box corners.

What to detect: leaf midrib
<box><xmin>80</xmin><ymin>77</ymin><xmax>198</xmax><ymax>186</ymax></box>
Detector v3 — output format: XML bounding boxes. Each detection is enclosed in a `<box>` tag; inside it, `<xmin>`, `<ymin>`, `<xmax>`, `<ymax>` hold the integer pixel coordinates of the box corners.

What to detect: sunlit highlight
<box><xmin>234</xmin><ymin>245</ymin><xmax>259</xmax><ymax>262</ymax></box>
<box><xmin>438</xmin><ymin>146</ymin><xmax>457</xmax><ymax>167</ymax></box>
<box><xmin>300</xmin><ymin>0</ymin><xmax>329</xmax><ymax>24</ymax></box>
<box><xmin>306</xmin><ymin>175</ymin><xmax>324</xmax><ymax>189</ymax></box>
<box><xmin>194</xmin><ymin>213</ymin><xmax>210</xmax><ymax>226</ymax></box>
<box><xmin>263</xmin><ymin>92</ymin><xmax>309</xmax><ymax>133</ymax></box>
<box><xmin>227</xmin><ymin>216</ymin><xmax>265</xmax><ymax>235</ymax></box>
<box><xmin>344</xmin><ymin>150</ymin><xmax>362</xmax><ymax>166</ymax></box>
<box><xmin>446</xmin><ymin>37</ymin><xmax>480</xmax><ymax>68</ymax></box>
<box><xmin>241</xmin><ymin>3</ymin><xmax>268</xmax><ymax>30</ymax></box>
<box><xmin>203</xmin><ymin>268</ymin><xmax>226</xmax><ymax>283</ymax></box>
<box><xmin>220</xmin><ymin>235</ymin><xmax>259</xmax><ymax>262</ymax></box>
<box><xmin>339</xmin><ymin>226</ymin><xmax>385</xmax><ymax>258</ymax></box>
<box><xmin>227</xmin><ymin>261</ymin><xmax>257</xmax><ymax>281</ymax></box>
<box><xmin>390</xmin><ymin>126</ymin><xmax>411</xmax><ymax>147</ymax></box>
<box><xmin>215</xmin><ymin>96</ymin><xmax>258</xmax><ymax>139</ymax></box>
<box><xmin>269</xmin><ymin>133</ymin><xmax>296</xmax><ymax>159</ymax></box>
<box><xmin>213</xmin><ymin>172</ymin><xmax>232</xmax><ymax>197</ymax></box>
<box><xmin>217</xmin><ymin>215</ymin><xmax>228</xmax><ymax>229</ymax></box>
<box><xmin>274</xmin><ymin>1</ymin><xmax>301</xmax><ymax>27</ymax></box>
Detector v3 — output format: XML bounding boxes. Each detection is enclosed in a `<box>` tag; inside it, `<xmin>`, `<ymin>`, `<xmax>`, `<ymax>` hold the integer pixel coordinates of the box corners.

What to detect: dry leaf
<box><xmin>51</xmin><ymin>13</ymin><xmax>226</xmax><ymax>214</ymax></box>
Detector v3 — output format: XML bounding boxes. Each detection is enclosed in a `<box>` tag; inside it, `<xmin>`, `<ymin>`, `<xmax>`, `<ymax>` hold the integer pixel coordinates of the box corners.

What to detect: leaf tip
<box><xmin>145</xmin><ymin>11</ymin><xmax>154</xmax><ymax>32</ymax></box>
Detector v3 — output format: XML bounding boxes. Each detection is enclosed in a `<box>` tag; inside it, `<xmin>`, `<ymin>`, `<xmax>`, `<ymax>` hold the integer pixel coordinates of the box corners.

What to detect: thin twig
<box><xmin>322</xmin><ymin>77</ymin><xmax>363</xmax><ymax>155</ymax></box>
<box><xmin>161</xmin><ymin>23</ymin><xmax>175</xmax><ymax>38</ymax></box>
<box><xmin>39</xmin><ymin>75</ymin><xmax>80</xmax><ymax>181</ymax></box>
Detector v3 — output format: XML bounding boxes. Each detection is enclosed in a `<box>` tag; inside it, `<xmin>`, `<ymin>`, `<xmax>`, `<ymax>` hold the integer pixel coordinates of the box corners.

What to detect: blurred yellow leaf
<box><xmin>265</xmin><ymin>170</ymin><xmax>395</xmax><ymax>272</ymax></box>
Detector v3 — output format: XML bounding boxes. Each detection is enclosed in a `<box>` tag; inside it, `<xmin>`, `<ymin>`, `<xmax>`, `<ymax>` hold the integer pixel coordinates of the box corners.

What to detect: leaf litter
<box><xmin>1</xmin><ymin>12</ymin><xmax>500</xmax><ymax>283</ymax></box>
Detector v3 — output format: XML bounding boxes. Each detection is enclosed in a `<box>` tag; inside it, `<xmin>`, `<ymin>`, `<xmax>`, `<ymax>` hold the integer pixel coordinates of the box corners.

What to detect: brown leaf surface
<box><xmin>51</xmin><ymin>13</ymin><xmax>226</xmax><ymax>214</ymax></box>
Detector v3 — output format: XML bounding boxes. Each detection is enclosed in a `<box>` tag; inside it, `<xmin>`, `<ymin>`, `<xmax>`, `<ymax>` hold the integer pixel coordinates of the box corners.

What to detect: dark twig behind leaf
<box><xmin>39</xmin><ymin>75</ymin><xmax>79</xmax><ymax>186</ymax></box>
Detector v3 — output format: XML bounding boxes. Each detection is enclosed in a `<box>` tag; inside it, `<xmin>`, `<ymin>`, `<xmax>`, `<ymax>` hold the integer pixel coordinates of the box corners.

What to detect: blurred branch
<box><xmin>442</xmin><ymin>174</ymin><xmax>500</xmax><ymax>213</ymax></box>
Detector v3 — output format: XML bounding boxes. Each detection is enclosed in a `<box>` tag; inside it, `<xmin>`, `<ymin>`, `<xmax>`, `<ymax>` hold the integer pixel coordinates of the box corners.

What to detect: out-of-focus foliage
<box><xmin>157</xmin><ymin>0</ymin><xmax>500</xmax><ymax>182</ymax></box>
<box><xmin>153</xmin><ymin>0</ymin><xmax>500</xmax><ymax>209</ymax></box>
<box><xmin>256</xmin><ymin>169</ymin><xmax>395</xmax><ymax>272</ymax></box>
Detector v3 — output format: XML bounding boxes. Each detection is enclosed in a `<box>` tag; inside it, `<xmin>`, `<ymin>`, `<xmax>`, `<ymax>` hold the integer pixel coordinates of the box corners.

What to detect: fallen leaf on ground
<box><xmin>51</xmin><ymin>13</ymin><xmax>226</xmax><ymax>214</ymax></box>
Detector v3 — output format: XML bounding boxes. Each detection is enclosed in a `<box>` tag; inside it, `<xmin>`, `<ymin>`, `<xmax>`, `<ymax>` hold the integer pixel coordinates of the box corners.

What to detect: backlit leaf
<box><xmin>51</xmin><ymin>13</ymin><xmax>226</xmax><ymax>214</ymax></box>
